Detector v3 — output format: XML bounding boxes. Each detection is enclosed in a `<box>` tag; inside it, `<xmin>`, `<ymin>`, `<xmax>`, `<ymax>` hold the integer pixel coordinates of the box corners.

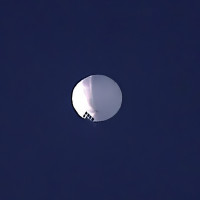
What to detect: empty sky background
<box><xmin>0</xmin><ymin>0</ymin><xmax>200</xmax><ymax>199</ymax></box>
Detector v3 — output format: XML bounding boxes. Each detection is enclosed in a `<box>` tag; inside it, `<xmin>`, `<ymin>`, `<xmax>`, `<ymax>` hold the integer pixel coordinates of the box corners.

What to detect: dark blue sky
<box><xmin>0</xmin><ymin>0</ymin><xmax>199</xmax><ymax>199</ymax></box>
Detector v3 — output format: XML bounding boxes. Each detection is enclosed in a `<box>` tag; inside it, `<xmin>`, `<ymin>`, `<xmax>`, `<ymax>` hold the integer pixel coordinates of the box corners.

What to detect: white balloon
<box><xmin>72</xmin><ymin>75</ymin><xmax>122</xmax><ymax>122</ymax></box>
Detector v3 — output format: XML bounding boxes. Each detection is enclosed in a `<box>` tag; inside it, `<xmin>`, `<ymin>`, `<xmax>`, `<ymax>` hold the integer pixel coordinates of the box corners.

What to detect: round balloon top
<box><xmin>72</xmin><ymin>75</ymin><xmax>122</xmax><ymax>122</ymax></box>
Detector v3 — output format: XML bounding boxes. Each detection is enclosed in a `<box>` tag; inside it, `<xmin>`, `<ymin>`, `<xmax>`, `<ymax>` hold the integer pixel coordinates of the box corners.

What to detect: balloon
<box><xmin>72</xmin><ymin>75</ymin><xmax>122</xmax><ymax>122</ymax></box>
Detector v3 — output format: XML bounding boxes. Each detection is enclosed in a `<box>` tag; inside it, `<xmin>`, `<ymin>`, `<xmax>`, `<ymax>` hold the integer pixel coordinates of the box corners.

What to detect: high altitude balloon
<box><xmin>72</xmin><ymin>75</ymin><xmax>122</xmax><ymax>122</ymax></box>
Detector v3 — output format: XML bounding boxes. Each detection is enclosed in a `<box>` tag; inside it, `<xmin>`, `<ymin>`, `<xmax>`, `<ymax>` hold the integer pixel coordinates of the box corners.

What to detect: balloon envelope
<box><xmin>72</xmin><ymin>75</ymin><xmax>122</xmax><ymax>122</ymax></box>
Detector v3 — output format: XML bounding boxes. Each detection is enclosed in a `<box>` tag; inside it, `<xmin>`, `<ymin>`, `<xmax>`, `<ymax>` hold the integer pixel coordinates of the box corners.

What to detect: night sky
<box><xmin>1</xmin><ymin>0</ymin><xmax>200</xmax><ymax>199</ymax></box>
